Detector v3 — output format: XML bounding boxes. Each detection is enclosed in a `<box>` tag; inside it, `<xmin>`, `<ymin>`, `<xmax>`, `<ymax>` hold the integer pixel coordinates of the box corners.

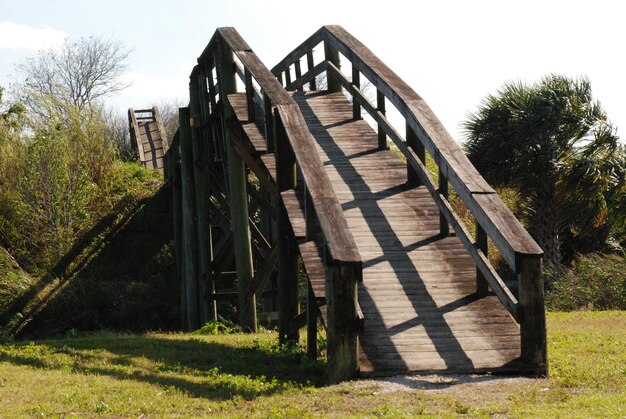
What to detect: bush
<box><xmin>546</xmin><ymin>253</ymin><xmax>626</xmax><ymax>311</ymax></box>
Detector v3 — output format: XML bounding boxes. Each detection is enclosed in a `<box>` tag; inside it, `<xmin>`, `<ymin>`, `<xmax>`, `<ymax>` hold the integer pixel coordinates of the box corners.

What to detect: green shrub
<box><xmin>546</xmin><ymin>253</ymin><xmax>626</xmax><ymax>310</ymax></box>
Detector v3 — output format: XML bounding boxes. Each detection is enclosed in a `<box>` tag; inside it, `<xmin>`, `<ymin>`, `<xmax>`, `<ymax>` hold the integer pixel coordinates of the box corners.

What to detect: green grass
<box><xmin>0</xmin><ymin>312</ymin><xmax>624</xmax><ymax>417</ymax></box>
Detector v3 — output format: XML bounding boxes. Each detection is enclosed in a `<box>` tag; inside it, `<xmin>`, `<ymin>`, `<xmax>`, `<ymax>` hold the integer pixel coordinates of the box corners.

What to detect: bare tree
<box><xmin>12</xmin><ymin>36</ymin><xmax>130</xmax><ymax>121</ymax></box>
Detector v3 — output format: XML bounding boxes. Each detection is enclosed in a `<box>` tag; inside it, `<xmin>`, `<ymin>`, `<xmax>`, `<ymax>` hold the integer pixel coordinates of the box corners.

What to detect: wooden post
<box><xmin>219</xmin><ymin>42</ymin><xmax>257</xmax><ymax>333</ymax></box>
<box><xmin>438</xmin><ymin>168</ymin><xmax>450</xmax><ymax>237</ymax></box>
<box><xmin>324</xmin><ymin>41</ymin><xmax>341</xmax><ymax>93</ymax></box>
<box><xmin>274</xmin><ymin>110</ymin><xmax>299</xmax><ymax>344</ymax></box>
<box><xmin>169</xmin><ymin>134</ymin><xmax>186</xmax><ymax>330</ymax></box>
<box><xmin>244</xmin><ymin>68</ymin><xmax>255</xmax><ymax>122</ymax></box>
<box><xmin>189</xmin><ymin>71</ymin><xmax>213</xmax><ymax>324</ymax></box>
<box><xmin>264</xmin><ymin>94</ymin><xmax>274</xmax><ymax>152</ymax></box>
<box><xmin>179</xmin><ymin>107</ymin><xmax>201</xmax><ymax>331</ymax></box>
<box><xmin>351</xmin><ymin>67</ymin><xmax>361</xmax><ymax>120</ymax></box>
<box><xmin>307</xmin><ymin>281</ymin><xmax>318</xmax><ymax>359</ymax></box>
<box><xmin>518</xmin><ymin>256</ymin><xmax>548</xmax><ymax>376</ymax></box>
<box><xmin>326</xmin><ymin>255</ymin><xmax>360</xmax><ymax>383</ymax></box>
<box><xmin>406</xmin><ymin>123</ymin><xmax>425</xmax><ymax>187</ymax></box>
<box><xmin>476</xmin><ymin>222</ymin><xmax>489</xmax><ymax>296</ymax></box>
<box><xmin>294</xmin><ymin>60</ymin><xmax>303</xmax><ymax>92</ymax></box>
<box><xmin>306</xmin><ymin>50</ymin><xmax>316</xmax><ymax>90</ymax></box>
<box><xmin>376</xmin><ymin>90</ymin><xmax>388</xmax><ymax>150</ymax></box>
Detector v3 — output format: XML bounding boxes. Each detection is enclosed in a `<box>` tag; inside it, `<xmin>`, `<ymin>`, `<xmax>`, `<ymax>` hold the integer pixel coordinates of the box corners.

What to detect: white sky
<box><xmin>1</xmin><ymin>0</ymin><xmax>625</xmax><ymax>141</ymax></box>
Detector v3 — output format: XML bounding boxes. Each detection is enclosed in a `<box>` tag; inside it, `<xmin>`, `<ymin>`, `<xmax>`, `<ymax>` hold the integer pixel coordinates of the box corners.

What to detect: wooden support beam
<box><xmin>306</xmin><ymin>50</ymin><xmax>316</xmax><ymax>90</ymax></box>
<box><xmin>179</xmin><ymin>107</ymin><xmax>201</xmax><ymax>331</ymax></box>
<box><xmin>519</xmin><ymin>257</ymin><xmax>548</xmax><ymax>376</ymax></box>
<box><xmin>264</xmin><ymin>94</ymin><xmax>274</xmax><ymax>152</ymax></box>
<box><xmin>324</xmin><ymin>41</ymin><xmax>341</xmax><ymax>93</ymax></box>
<box><xmin>352</xmin><ymin>67</ymin><xmax>361</xmax><ymax>120</ymax></box>
<box><xmin>244</xmin><ymin>67</ymin><xmax>255</xmax><ymax>122</ymax></box>
<box><xmin>189</xmin><ymin>71</ymin><xmax>214</xmax><ymax>323</ymax></box>
<box><xmin>376</xmin><ymin>90</ymin><xmax>388</xmax><ymax>150</ymax></box>
<box><xmin>294</xmin><ymin>60</ymin><xmax>303</xmax><ymax>92</ymax></box>
<box><xmin>169</xmin><ymin>133</ymin><xmax>186</xmax><ymax>330</ymax></box>
<box><xmin>325</xmin><ymin>255</ymin><xmax>360</xmax><ymax>383</ymax></box>
<box><xmin>406</xmin><ymin>122</ymin><xmax>424</xmax><ymax>187</ymax></box>
<box><xmin>219</xmin><ymin>42</ymin><xmax>257</xmax><ymax>333</ymax></box>
<box><xmin>476</xmin><ymin>222</ymin><xmax>489</xmax><ymax>296</ymax></box>
<box><xmin>274</xmin><ymin>111</ymin><xmax>299</xmax><ymax>344</ymax></box>
<box><xmin>438</xmin><ymin>167</ymin><xmax>450</xmax><ymax>237</ymax></box>
<box><xmin>307</xmin><ymin>281</ymin><xmax>318</xmax><ymax>359</ymax></box>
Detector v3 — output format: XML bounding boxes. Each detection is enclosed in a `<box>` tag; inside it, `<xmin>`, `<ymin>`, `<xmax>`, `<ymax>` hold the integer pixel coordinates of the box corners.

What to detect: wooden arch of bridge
<box><xmin>162</xmin><ymin>26</ymin><xmax>547</xmax><ymax>383</ymax></box>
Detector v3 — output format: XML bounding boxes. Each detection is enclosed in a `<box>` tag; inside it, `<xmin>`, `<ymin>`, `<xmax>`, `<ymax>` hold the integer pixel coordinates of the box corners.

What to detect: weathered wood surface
<box><xmin>294</xmin><ymin>91</ymin><xmax>522</xmax><ymax>375</ymax></box>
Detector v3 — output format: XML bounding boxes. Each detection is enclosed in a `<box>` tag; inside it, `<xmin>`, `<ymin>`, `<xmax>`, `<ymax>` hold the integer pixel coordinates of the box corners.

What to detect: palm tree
<box><xmin>464</xmin><ymin>75</ymin><xmax>624</xmax><ymax>274</ymax></box>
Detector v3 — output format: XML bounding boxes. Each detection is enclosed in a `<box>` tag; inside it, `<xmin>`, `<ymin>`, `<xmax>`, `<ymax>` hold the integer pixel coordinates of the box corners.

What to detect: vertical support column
<box><xmin>351</xmin><ymin>67</ymin><xmax>361</xmax><ymax>120</ymax></box>
<box><xmin>244</xmin><ymin>68</ymin><xmax>255</xmax><ymax>122</ymax></box>
<box><xmin>179</xmin><ymin>107</ymin><xmax>201</xmax><ymax>331</ymax></box>
<box><xmin>189</xmin><ymin>70</ymin><xmax>213</xmax><ymax>324</ymax></box>
<box><xmin>170</xmin><ymin>134</ymin><xmax>186</xmax><ymax>330</ymax></box>
<box><xmin>219</xmin><ymin>43</ymin><xmax>257</xmax><ymax>333</ymax></box>
<box><xmin>406</xmin><ymin>123</ymin><xmax>425</xmax><ymax>187</ymax></box>
<box><xmin>377</xmin><ymin>90</ymin><xmax>388</xmax><ymax>150</ymax></box>
<box><xmin>294</xmin><ymin>60</ymin><xmax>303</xmax><ymax>92</ymax></box>
<box><xmin>324</xmin><ymin>41</ymin><xmax>341</xmax><ymax>93</ymax></box>
<box><xmin>264</xmin><ymin>94</ymin><xmax>274</xmax><ymax>153</ymax></box>
<box><xmin>284</xmin><ymin>68</ymin><xmax>292</xmax><ymax>87</ymax></box>
<box><xmin>305</xmin><ymin>186</ymin><xmax>317</xmax><ymax>358</ymax></box>
<box><xmin>326</xmin><ymin>255</ymin><xmax>360</xmax><ymax>383</ymax></box>
<box><xmin>475</xmin><ymin>222</ymin><xmax>489</xmax><ymax>296</ymax></box>
<box><xmin>519</xmin><ymin>257</ymin><xmax>548</xmax><ymax>376</ymax></box>
<box><xmin>438</xmin><ymin>168</ymin><xmax>450</xmax><ymax>236</ymax></box>
<box><xmin>306</xmin><ymin>50</ymin><xmax>316</xmax><ymax>90</ymax></box>
<box><xmin>274</xmin><ymin>110</ymin><xmax>299</xmax><ymax>344</ymax></box>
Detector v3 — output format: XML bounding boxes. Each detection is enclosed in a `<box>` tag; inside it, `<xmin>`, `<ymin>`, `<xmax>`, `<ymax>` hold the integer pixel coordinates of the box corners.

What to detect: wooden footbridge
<box><xmin>160</xmin><ymin>26</ymin><xmax>547</xmax><ymax>382</ymax></box>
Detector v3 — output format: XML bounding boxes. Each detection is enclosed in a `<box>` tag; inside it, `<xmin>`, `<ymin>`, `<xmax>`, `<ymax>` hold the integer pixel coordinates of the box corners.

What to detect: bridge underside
<box><xmin>230</xmin><ymin>90</ymin><xmax>524</xmax><ymax>376</ymax></box>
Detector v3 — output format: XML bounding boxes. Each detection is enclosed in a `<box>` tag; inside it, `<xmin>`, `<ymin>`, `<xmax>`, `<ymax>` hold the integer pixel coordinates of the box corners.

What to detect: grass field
<box><xmin>0</xmin><ymin>311</ymin><xmax>624</xmax><ymax>417</ymax></box>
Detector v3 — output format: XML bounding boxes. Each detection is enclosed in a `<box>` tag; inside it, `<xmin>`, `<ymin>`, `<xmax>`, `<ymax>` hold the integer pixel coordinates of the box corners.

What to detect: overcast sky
<box><xmin>1</xmin><ymin>0</ymin><xmax>625</xmax><ymax>141</ymax></box>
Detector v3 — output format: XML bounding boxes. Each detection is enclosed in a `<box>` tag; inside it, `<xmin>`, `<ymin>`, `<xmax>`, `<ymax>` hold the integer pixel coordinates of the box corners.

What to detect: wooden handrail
<box><xmin>272</xmin><ymin>25</ymin><xmax>542</xmax><ymax>271</ymax></box>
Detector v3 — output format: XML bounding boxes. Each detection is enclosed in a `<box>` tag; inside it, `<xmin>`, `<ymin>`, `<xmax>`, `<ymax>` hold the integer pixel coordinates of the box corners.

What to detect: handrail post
<box><xmin>219</xmin><ymin>41</ymin><xmax>257</xmax><ymax>333</ymax></box>
<box><xmin>324</xmin><ymin>41</ymin><xmax>341</xmax><ymax>92</ymax></box>
<box><xmin>264</xmin><ymin>94</ymin><xmax>274</xmax><ymax>152</ymax></box>
<box><xmin>475</xmin><ymin>222</ymin><xmax>489</xmax><ymax>296</ymax></box>
<box><xmin>244</xmin><ymin>67</ymin><xmax>255</xmax><ymax>122</ymax></box>
<box><xmin>406</xmin><ymin>123</ymin><xmax>425</xmax><ymax>187</ymax></box>
<box><xmin>294</xmin><ymin>60</ymin><xmax>303</xmax><ymax>92</ymax></box>
<box><xmin>325</xmin><ymin>249</ymin><xmax>360</xmax><ymax>383</ymax></box>
<box><xmin>179</xmin><ymin>107</ymin><xmax>201</xmax><ymax>331</ymax></box>
<box><xmin>438</xmin><ymin>168</ymin><xmax>450</xmax><ymax>236</ymax></box>
<box><xmin>274</xmin><ymin>110</ymin><xmax>299</xmax><ymax>344</ymax></box>
<box><xmin>304</xmin><ymin>186</ymin><xmax>318</xmax><ymax>358</ymax></box>
<box><xmin>351</xmin><ymin>67</ymin><xmax>361</xmax><ymax>120</ymax></box>
<box><xmin>518</xmin><ymin>256</ymin><xmax>548</xmax><ymax>376</ymax></box>
<box><xmin>376</xmin><ymin>90</ymin><xmax>388</xmax><ymax>150</ymax></box>
<box><xmin>306</xmin><ymin>50</ymin><xmax>316</xmax><ymax>90</ymax></box>
<box><xmin>189</xmin><ymin>70</ymin><xmax>214</xmax><ymax>324</ymax></box>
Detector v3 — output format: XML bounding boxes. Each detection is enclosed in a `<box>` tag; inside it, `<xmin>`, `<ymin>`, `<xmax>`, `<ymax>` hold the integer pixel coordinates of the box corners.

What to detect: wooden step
<box><xmin>280</xmin><ymin>189</ymin><xmax>306</xmax><ymax>240</ymax></box>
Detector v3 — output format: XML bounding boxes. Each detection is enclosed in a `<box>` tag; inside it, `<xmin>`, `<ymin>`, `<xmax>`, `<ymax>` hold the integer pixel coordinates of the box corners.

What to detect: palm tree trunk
<box><xmin>528</xmin><ymin>191</ymin><xmax>563</xmax><ymax>275</ymax></box>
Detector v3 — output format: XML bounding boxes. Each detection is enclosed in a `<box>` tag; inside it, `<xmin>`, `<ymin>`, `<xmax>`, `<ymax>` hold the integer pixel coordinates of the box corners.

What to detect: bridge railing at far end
<box><xmin>272</xmin><ymin>25</ymin><xmax>547</xmax><ymax>377</ymax></box>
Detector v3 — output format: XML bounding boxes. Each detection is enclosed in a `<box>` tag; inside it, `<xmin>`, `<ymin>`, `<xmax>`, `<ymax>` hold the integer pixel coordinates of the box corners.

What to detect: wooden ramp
<box><xmin>128</xmin><ymin>107</ymin><xmax>168</xmax><ymax>172</ymax></box>
<box><xmin>294</xmin><ymin>91</ymin><xmax>521</xmax><ymax>375</ymax></box>
<box><xmin>166</xmin><ymin>26</ymin><xmax>547</xmax><ymax>382</ymax></box>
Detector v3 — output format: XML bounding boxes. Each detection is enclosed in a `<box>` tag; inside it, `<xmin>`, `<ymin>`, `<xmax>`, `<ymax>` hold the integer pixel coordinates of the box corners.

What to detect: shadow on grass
<box><xmin>1</xmin><ymin>185</ymin><xmax>179</xmax><ymax>338</ymax></box>
<box><xmin>0</xmin><ymin>333</ymin><xmax>327</xmax><ymax>401</ymax></box>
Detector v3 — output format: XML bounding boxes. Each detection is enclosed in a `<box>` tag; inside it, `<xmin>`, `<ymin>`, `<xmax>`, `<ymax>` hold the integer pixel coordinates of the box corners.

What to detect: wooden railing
<box><xmin>167</xmin><ymin>28</ymin><xmax>362</xmax><ymax>382</ymax></box>
<box><xmin>272</xmin><ymin>25</ymin><xmax>547</xmax><ymax>375</ymax></box>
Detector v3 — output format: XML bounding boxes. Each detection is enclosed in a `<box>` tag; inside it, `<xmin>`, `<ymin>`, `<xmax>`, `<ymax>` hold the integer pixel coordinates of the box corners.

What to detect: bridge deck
<box><xmin>295</xmin><ymin>91</ymin><xmax>521</xmax><ymax>375</ymax></box>
<box><xmin>230</xmin><ymin>91</ymin><xmax>522</xmax><ymax>376</ymax></box>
